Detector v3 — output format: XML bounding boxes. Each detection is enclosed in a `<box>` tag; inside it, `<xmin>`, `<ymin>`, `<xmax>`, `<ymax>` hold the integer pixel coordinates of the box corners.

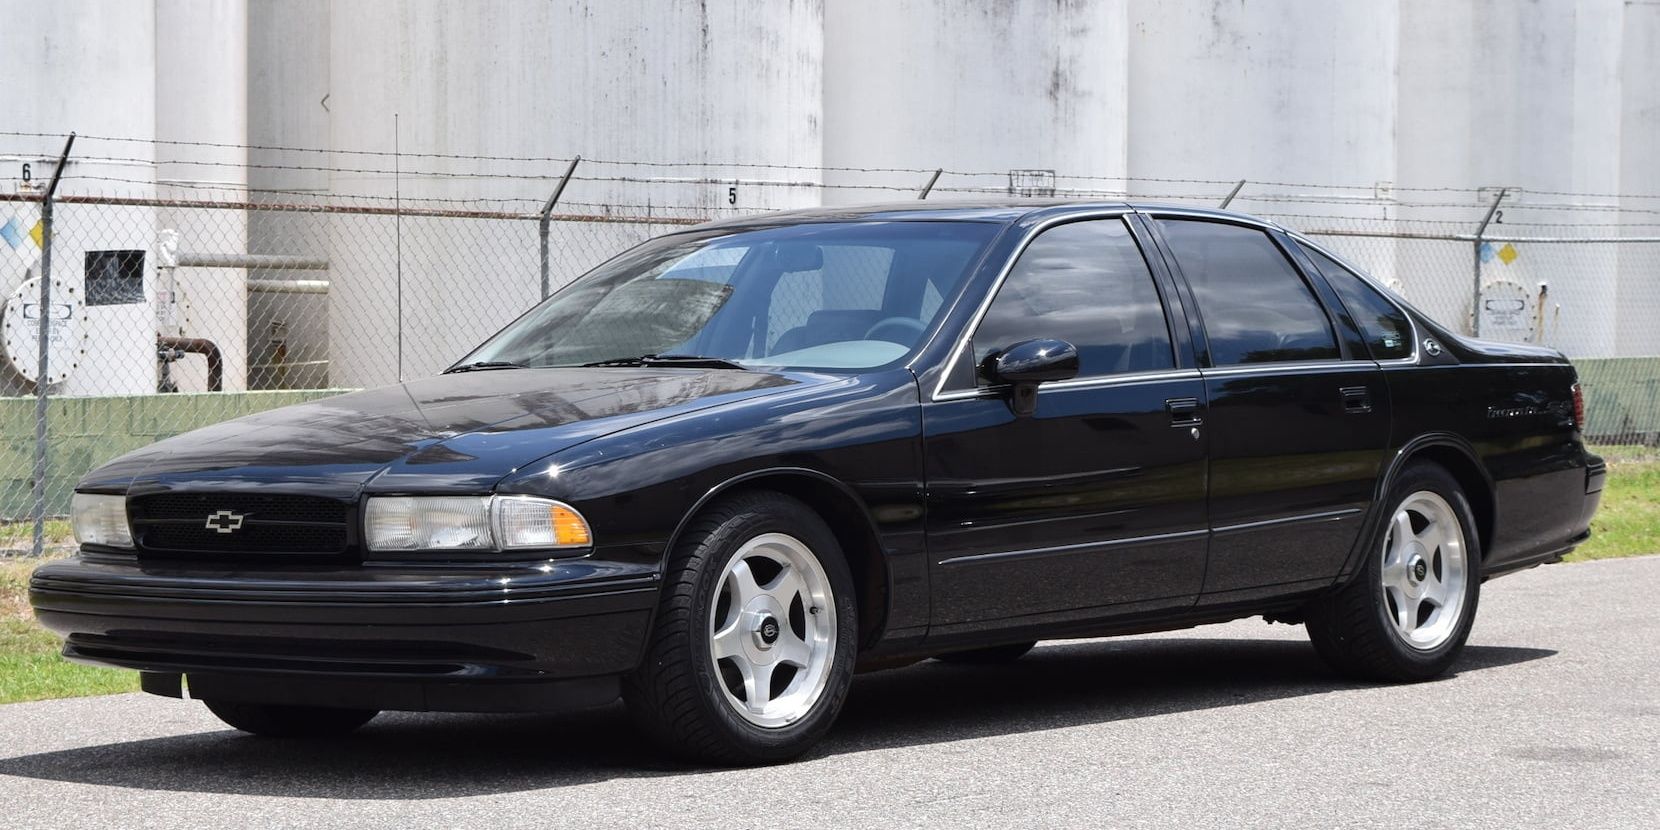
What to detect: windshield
<box><xmin>460</xmin><ymin>221</ymin><xmax>999</xmax><ymax>371</ymax></box>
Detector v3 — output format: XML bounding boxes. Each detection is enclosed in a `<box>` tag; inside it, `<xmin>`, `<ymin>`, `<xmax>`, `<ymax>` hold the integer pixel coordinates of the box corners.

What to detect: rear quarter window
<box><xmin>1300</xmin><ymin>245</ymin><xmax>1414</xmax><ymax>361</ymax></box>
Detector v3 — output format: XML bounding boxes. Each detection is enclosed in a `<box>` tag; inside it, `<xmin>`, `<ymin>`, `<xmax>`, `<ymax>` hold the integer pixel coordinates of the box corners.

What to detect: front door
<box><xmin>923</xmin><ymin>216</ymin><xmax>1210</xmax><ymax>633</ymax></box>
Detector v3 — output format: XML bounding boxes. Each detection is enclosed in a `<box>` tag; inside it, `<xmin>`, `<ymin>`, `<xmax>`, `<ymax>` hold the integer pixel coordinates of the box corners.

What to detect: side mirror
<box><xmin>984</xmin><ymin>338</ymin><xmax>1080</xmax><ymax>416</ymax></box>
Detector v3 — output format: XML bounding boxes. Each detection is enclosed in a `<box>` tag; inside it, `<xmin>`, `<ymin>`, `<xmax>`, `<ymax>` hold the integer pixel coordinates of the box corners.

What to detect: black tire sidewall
<box><xmin>680</xmin><ymin>494</ymin><xmax>859</xmax><ymax>760</ymax></box>
<box><xmin>1363</xmin><ymin>463</ymin><xmax>1483</xmax><ymax>672</ymax></box>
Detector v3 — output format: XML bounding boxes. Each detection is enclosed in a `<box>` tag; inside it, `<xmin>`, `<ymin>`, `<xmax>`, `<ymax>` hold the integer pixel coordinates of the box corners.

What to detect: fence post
<box><xmin>917</xmin><ymin>168</ymin><xmax>943</xmax><ymax>200</ymax></box>
<box><xmin>31</xmin><ymin>132</ymin><xmax>75</xmax><ymax>557</ymax></box>
<box><xmin>1471</xmin><ymin>187</ymin><xmax>1508</xmax><ymax>338</ymax></box>
<box><xmin>1219</xmin><ymin>179</ymin><xmax>1247</xmax><ymax>209</ymax></box>
<box><xmin>540</xmin><ymin>156</ymin><xmax>581</xmax><ymax>299</ymax></box>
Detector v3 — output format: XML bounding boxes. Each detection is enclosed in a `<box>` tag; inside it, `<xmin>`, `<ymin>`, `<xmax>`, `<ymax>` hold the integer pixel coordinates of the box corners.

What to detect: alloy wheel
<box><xmin>708</xmin><ymin>532</ymin><xmax>838</xmax><ymax>728</ymax></box>
<box><xmin>1379</xmin><ymin>490</ymin><xmax>1469</xmax><ymax>650</ymax></box>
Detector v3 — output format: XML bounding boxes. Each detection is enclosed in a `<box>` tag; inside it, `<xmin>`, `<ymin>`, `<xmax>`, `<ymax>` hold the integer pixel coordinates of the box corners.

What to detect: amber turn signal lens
<box><xmin>494</xmin><ymin>495</ymin><xmax>593</xmax><ymax>550</ymax></box>
<box><xmin>549</xmin><ymin>504</ymin><xmax>592</xmax><ymax>547</ymax></box>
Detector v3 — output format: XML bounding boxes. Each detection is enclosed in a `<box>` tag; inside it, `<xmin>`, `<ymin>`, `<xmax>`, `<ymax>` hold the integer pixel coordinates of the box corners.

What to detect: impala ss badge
<box><xmin>205</xmin><ymin>510</ymin><xmax>245</xmax><ymax>534</ymax></box>
<box><xmin>1488</xmin><ymin>404</ymin><xmax>1542</xmax><ymax>419</ymax></box>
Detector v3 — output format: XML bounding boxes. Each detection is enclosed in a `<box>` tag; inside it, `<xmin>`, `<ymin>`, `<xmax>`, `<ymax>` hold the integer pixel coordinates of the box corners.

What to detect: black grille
<box><xmin>130</xmin><ymin>493</ymin><xmax>352</xmax><ymax>557</ymax></box>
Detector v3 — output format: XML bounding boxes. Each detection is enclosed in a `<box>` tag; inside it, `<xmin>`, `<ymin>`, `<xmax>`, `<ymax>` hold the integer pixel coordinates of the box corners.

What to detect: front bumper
<box><xmin>29</xmin><ymin>555</ymin><xmax>659</xmax><ymax>712</ymax></box>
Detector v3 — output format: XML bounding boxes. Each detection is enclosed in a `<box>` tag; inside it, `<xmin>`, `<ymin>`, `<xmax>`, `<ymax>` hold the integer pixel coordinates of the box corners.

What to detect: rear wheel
<box><xmin>203</xmin><ymin>700</ymin><xmax>378</xmax><ymax>738</ymax></box>
<box><xmin>624</xmin><ymin>491</ymin><xmax>857</xmax><ymax>765</ymax></box>
<box><xmin>935</xmin><ymin>641</ymin><xmax>1037</xmax><ymax>665</ymax></box>
<box><xmin>1305</xmin><ymin>462</ymin><xmax>1481</xmax><ymax>682</ymax></box>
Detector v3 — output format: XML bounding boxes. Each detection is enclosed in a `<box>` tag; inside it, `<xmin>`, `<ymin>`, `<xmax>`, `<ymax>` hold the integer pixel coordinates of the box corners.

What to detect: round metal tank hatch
<box><xmin>2</xmin><ymin>276</ymin><xmax>86</xmax><ymax>386</ymax></box>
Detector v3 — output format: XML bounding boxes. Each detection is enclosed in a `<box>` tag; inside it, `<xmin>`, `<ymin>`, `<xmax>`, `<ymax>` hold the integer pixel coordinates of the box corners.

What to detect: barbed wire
<box><xmin>7</xmin><ymin>156</ymin><xmax>1660</xmax><ymax>224</ymax></box>
<box><xmin>6</xmin><ymin>129</ymin><xmax>1660</xmax><ymax>202</ymax></box>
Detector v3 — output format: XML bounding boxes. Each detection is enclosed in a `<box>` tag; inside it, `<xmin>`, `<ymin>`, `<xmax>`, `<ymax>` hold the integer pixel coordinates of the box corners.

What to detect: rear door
<box><xmin>1145</xmin><ymin>215</ymin><xmax>1391</xmax><ymax>602</ymax></box>
<box><xmin>922</xmin><ymin>215</ymin><xmax>1209</xmax><ymax>631</ymax></box>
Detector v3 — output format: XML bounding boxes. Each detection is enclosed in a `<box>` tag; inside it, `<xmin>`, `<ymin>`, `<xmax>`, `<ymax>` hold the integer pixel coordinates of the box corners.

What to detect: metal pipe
<box><xmin>540</xmin><ymin>156</ymin><xmax>582</xmax><ymax>299</ymax></box>
<box><xmin>31</xmin><ymin>132</ymin><xmax>73</xmax><ymax>557</ymax></box>
<box><xmin>248</xmin><ymin>278</ymin><xmax>331</xmax><ymax>295</ymax></box>
<box><xmin>178</xmin><ymin>253</ymin><xmax>330</xmax><ymax>270</ymax></box>
<box><xmin>157</xmin><ymin>336</ymin><xmax>225</xmax><ymax>393</ymax></box>
<box><xmin>1472</xmin><ymin>188</ymin><xmax>1509</xmax><ymax>337</ymax></box>
<box><xmin>1301</xmin><ymin>228</ymin><xmax>1660</xmax><ymax>245</ymax></box>
<box><xmin>394</xmin><ymin>113</ymin><xmax>402</xmax><ymax>383</ymax></box>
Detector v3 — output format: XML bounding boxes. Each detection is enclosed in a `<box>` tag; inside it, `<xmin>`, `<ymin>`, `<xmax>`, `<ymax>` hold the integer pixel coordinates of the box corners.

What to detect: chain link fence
<box><xmin>3</xmin><ymin>134</ymin><xmax>1657</xmax><ymax>553</ymax></box>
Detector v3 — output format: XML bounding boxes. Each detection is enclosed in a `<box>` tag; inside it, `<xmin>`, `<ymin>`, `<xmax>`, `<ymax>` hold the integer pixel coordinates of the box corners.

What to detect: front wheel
<box><xmin>1304</xmin><ymin>462</ymin><xmax>1482</xmax><ymax>682</ymax></box>
<box><xmin>203</xmin><ymin>700</ymin><xmax>378</xmax><ymax>738</ymax></box>
<box><xmin>624</xmin><ymin>491</ymin><xmax>857</xmax><ymax>765</ymax></box>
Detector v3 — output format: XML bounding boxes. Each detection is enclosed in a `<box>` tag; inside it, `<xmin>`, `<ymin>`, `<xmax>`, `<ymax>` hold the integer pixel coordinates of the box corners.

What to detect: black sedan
<box><xmin>32</xmin><ymin>201</ymin><xmax>1604</xmax><ymax>764</ymax></box>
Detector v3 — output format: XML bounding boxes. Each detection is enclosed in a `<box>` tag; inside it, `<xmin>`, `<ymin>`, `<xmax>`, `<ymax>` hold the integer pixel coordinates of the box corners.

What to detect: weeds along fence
<box><xmin>2</xmin><ymin>131</ymin><xmax>1658</xmax><ymax>553</ymax></box>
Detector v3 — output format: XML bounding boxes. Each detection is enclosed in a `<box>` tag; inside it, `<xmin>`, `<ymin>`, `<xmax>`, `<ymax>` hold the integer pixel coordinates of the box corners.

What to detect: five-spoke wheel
<box><xmin>625</xmin><ymin>490</ymin><xmax>857</xmax><ymax>765</ymax></box>
<box><xmin>1305</xmin><ymin>461</ymin><xmax>1482</xmax><ymax>682</ymax></box>
<box><xmin>1379</xmin><ymin>491</ymin><xmax>1468</xmax><ymax>650</ymax></box>
<box><xmin>709</xmin><ymin>533</ymin><xmax>838</xmax><ymax>728</ymax></box>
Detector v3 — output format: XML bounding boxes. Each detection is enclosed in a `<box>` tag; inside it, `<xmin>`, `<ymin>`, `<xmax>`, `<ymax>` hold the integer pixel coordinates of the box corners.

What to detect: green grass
<box><xmin>0</xmin><ymin>554</ymin><xmax>139</xmax><ymax>704</ymax></box>
<box><xmin>0</xmin><ymin>452</ymin><xmax>1655</xmax><ymax>705</ymax></box>
<box><xmin>1565</xmin><ymin>451</ymin><xmax>1660</xmax><ymax>562</ymax></box>
<box><xmin>0</xmin><ymin>519</ymin><xmax>72</xmax><ymax>555</ymax></box>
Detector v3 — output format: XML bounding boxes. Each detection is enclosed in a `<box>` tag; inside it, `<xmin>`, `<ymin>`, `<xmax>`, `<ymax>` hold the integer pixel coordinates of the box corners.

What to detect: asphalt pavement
<box><xmin>1</xmin><ymin>555</ymin><xmax>1655</xmax><ymax>829</ymax></box>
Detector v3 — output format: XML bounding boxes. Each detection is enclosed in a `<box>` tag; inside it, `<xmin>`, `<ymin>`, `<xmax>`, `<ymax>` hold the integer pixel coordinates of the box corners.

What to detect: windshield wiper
<box><xmin>581</xmin><ymin>353</ymin><xmax>750</xmax><ymax>370</ymax></box>
<box><xmin>444</xmin><ymin>360</ymin><xmax>529</xmax><ymax>374</ymax></box>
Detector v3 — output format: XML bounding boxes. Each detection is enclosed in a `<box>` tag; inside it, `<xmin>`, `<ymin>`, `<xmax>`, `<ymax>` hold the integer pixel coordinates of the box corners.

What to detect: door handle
<box><xmin>1165</xmin><ymin>397</ymin><xmax>1202</xmax><ymax>427</ymax></box>
<box><xmin>1340</xmin><ymin>386</ymin><xmax>1373</xmax><ymax>414</ymax></box>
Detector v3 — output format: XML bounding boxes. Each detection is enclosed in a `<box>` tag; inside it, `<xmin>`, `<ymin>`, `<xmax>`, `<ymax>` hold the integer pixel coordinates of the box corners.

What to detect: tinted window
<box><xmin>972</xmin><ymin>219</ymin><xmax>1173</xmax><ymax>383</ymax></box>
<box><xmin>1156</xmin><ymin>220</ymin><xmax>1339</xmax><ymax>366</ymax></box>
<box><xmin>1300</xmin><ymin>245</ymin><xmax>1413</xmax><ymax>360</ymax></box>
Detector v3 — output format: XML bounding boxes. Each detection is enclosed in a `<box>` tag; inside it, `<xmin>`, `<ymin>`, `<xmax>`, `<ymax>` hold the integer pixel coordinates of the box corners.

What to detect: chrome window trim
<box><xmin>933</xmin><ymin>367</ymin><xmax>1203</xmax><ymax>402</ymax></box>
<box><xmin>1135</xmin><ymin>206</ymin><xmax>1280</xmax><ymax>231</ymax></box>
<box><xmin>1198</xmin><ymin>359</ymin><xmax>1365</xmax><ymax>378</ymax></box>
<box><xmin>1285</xmin><ymin>231</ymin><xmax>1422</xmax><ymax>367</ymax></box>
<box><xmin>1382</xmin><ymin>361</ymin><xmax>1569</xmax><ymax>371</ymax></box>
<box><xmin>929</xmin><ymin>208</ymin><xmax>1165</xmax><ymax>402</ymax></box>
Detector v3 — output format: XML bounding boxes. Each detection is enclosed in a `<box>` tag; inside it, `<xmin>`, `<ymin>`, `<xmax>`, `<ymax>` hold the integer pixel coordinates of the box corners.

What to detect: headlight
<box><xmin>364</xmin><ymin>495</ymin><xmax>591</xmax><ymax>553</ymax></box>
<box><xmin>71</xmin><ymin>492</ymin><xmax>134</xmax><ymax>549</ymax></box>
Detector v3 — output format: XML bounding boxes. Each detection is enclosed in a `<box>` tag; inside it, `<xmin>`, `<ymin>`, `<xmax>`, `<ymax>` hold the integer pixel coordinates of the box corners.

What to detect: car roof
<box><xmin>688</xmin><ymin>199</ymin><xmax>1276</xmax><ymax>232</ymax></box>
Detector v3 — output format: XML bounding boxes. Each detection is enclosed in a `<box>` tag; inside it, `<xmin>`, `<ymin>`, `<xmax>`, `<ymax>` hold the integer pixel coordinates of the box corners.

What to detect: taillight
<box><xmin>1571</xmin><ymin>382</ymin><xmax>1586</xmax><ymax>430</ymax></box>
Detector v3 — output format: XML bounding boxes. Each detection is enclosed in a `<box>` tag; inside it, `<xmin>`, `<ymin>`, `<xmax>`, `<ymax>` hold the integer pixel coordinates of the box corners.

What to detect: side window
<box><xmin>972</xmin><ymin>218</ymin><xmax>1174</xmax><ymax>384</ymax></box>
<box><xmin>1299</xmin><ymin>245</ymin><xmax>1413</xmax><ymax>361</ymax></box>
<box><xmin>1155</xmin><ymin>220</ymin><xmax>1340</xmax><ymax>366</ymax></box>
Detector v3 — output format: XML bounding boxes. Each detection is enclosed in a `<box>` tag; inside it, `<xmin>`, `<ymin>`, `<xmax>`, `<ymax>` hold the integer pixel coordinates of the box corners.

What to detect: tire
<box><xmin>935</xmin><ymin>641</ymin><xmax>1037</xmax><ymax>665</ymax></box>
<box><xmin>203</xmin><ymin>700</ymin><xmax>378</xmax><ymax>738</ymax></box>
<box><xmin>1304</xmin><ymin>461</ymin><xmax>1482</xmax><ymax>682</ymax></box>
<box><xmin>623</xmin><ymin>490</ymin><xmax>858</xmax><ymax>765</ymax></box>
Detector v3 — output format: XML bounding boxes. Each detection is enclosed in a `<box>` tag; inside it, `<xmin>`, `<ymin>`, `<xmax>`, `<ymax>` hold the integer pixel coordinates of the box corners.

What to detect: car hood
<box><xmin>83</xmin><ymin>368</ymin><xmax>804</xmax><ymax>498</ymax></box>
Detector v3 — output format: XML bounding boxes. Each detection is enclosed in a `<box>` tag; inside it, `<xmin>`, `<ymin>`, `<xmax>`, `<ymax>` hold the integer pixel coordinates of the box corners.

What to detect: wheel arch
<box><xmin>1340</xmin><ymin>433</ymin><xmax>1497</xmax><ymax>581</ymax></box>
<box><xmin>667</xmin><ymin>467</ymin><xmax>891</xmax><ymax>649</ymax></box>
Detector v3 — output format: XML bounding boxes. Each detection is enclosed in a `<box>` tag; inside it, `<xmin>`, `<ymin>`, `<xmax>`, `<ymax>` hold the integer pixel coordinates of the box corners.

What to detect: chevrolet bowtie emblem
<box><xmin>205</xmin><ymin>510</ymin><xmax>246</xmax><ymax>534</ymax></box>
